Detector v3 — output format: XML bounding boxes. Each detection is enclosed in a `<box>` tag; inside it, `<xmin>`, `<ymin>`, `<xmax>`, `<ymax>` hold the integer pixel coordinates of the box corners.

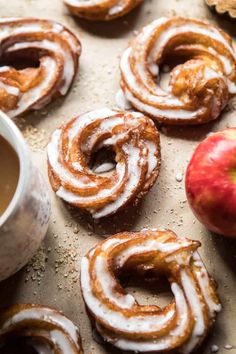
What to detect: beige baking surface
<box><xmin>0</xmin><ymin>0</ymin><xmax>236</xmax><ymax>353</ymax></box>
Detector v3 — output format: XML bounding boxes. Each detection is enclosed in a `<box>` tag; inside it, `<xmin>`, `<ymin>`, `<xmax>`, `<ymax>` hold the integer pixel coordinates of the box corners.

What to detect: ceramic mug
<box><xmin>0</xmin><ymin>111</ymin><xmax>51</xmax><ymax>281</ymax></box>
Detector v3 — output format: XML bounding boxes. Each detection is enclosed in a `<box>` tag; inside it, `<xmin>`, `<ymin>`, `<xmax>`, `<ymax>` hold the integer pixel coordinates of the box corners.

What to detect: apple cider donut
<box><xmin>0</xmin><ymin>18</ymin><xmax>81</xmax><ymax>118</ymax></box>
<box><xmin>0</xmin><ymin>304</ymin><xmax>83</xmax><ymax>353</ymax></box>
<box><xmin>47</xmin><ymin>108</ymin><xmax>161</xmax><ymax>218</ymax></box>
<box><xmin>120</xmin><ymin>17</ymin><xmax>236</xmax><ymax>125</ymax></box>
<box><xmin>64</xmin><ymin>0</ymin><xmax>143</xmax><ymax>21</ymax></box>
<box><xmin>81</xmin><ymin>229</ymin><xmax>221</xmax><ymax>354</ymax></box>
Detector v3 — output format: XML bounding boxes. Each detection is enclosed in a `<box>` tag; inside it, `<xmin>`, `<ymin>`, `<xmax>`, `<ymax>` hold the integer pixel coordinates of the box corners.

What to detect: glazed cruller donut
<box><xmin>0</xmin><ymin>18</ymin><xmax>81</xmax><ymax>118</ymax></box>
<box><xmin>0</xmin><ymin>304</ymin><xmax>83</xmax><ymax>353</ymax></box>
<box><xmin>47</xmin><ymin>108</ymin><xmax>161</xmax><ymax>218</ymax></box>
<box><xmin>64</xmin><ymin>0</ymin><xmax>143</xmax><ymax>21</ymax></box>
<box><xmin>81</xmin><ymin>229</ymin><xmax>221</xmax><ymax>354</ymax></box>
<box><xmin>120</xmin><ymin>17</ymin><xmax>236</xmax><ymax>125</ymax></box>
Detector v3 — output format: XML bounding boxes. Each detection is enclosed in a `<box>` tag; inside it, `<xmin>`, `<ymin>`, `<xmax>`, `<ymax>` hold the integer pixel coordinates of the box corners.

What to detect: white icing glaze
<box><xmin>8</xmin><ymin>57</ymin><xmax>57</xmax><ymax>118</ymax></box>
<box><xmin>227</xmin><ymin>80</ymin><xmax>236</xmax><ymax>94</ymax></box>
<box><xmin>65</xmin><ymin>0</ymin><xmax>133</xmax><ymax>18</ymax></box>
<box><xmin>120</xmin><ymin>17</ymin><xmax>236</xmax><ymax>123</ymax></box>
<box><xmin>149</xmin><ymin>62</ymin><xmax>159</xmax><ymax>76</ymax></box>
<box><xmin>204</xmin><ymin>66</ymin><xmax>223</xmax><ymax>81</ymax></box>
<box><xmin>101</xmin><ymin>237</ymin><xmax>128</xmax><ymax>251</ymax></box>
<box><xmin>146</xmin><ymin>141</ymin><xmax>158</xmax><ymax>177</ymax></box>
<box><xmin>109</xmin><ymin>4</ymin><xmax>123</xmax><ymax>16</ymax></box>
<box><xmin>0</xmin><ymin>81</ymin><xmax>19</xmax><ymax>96</ymax></box>
<box><xmin>0</xmin><ymin>19</ymin><xmax>80</xmax><ymax>117</ymax></box>
<box><xmin>115</xmin><ymin>238</ymin><xmax>193</xmax><ymax>268</ymax></box>
<box><xmin>115</xmin><ymin>89</ymin><xmax>132</xmax><ymax>110</ymax></box>
<box><xmin>193</xmin><ymin>252</ymin><xmax>222</xmax><ymax>315</ymax></box>
<box><xmin>7</xmin><ymin>39</ymin><xmax>74</xmax><ymax>96</ymax></box>
<box><xmin>2</xmin><ymin>308</ymin><xmax>79</xmax><ymax>344</ymax></box>
<box><xmin>81</xmin><ymin>231</ymin><xmax>221</xmax><ymax>353</ymax></box>
<box><xmin>55</xmin><ymin>162</ymin><xmax>126</xmax><ymax>204</ymax></box>
<box><xmin>48</xmin><ymin>129</ymin><xmax>97</xmax><ymax>189</ymax></box>
<box><xmin>53</xmin><ymin>23</ymin><xmax>64</xmax><ymax>33</ymax></box>
<box><xmin>94</xmin><ymin>255</ymin><xmax>136</xmax><ymax>308</ymax></box>
<box><xmin>68</xmin><ymin>108</ymin><xmax>118</xmax><ymax>142</ymax></box>
<box><xmin>81</xmin><ymin>257</ymin><xmax>175</xmax><ymax>333</ymax></box>
<box><xmin>125</xmin><ymin>88</ymin><xmax>204</xmax><ymax>119</ymax></box>
<box><xmin>48</xmin><ymin>108</ymin><xmax>160</xmax><ymax>218</ymax></box>
<box><xmin>181</xmin><ymin>269</ymin><xmax>205</xmax><ymax>353</ymax></box>
<box><xmin>99</xmin><ymin>283</ymin><xmax>190</xmax><ymax>352</ymax></box>
<box><xmin>93</xmin><ymin>144</ymin><xmax>143</xmax><ymax>218</ymax></box>
<box><xmin>0</xmin><ymin>66</ymin><xmax>10</xmax><ymax>73</ymax></box>
<box><xmin>1</xmin><ymin>306</ymin><xmax>81</xmax><ymax>353</ymax></box>
<box><xmin>50</xmin><ymin>329</ymin><xmax>77</xmax><ymax>353</ymax></box>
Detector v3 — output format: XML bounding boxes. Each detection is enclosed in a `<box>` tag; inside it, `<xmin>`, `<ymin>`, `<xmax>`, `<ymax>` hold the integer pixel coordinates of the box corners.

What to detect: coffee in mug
<box><xmin>0</xmin><ymin>135</ymin><xmax>20</xmax><ymax>216</ymax></box>
<box><xmin>0</xmin><ymin>111</ymin><xmax>50</xmax><ymax>281</ymax></box>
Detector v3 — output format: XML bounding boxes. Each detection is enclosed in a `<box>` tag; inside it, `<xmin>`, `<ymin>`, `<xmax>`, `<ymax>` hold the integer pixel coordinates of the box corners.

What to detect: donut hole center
<box><xmin>0</xmin><ymin>50</ymin><xmax>41</xmax><ymax>69</ymax></box>
<box><xmin>158</xmin><ymin>52</ymin><xmax>196</xmax><ymax>92</ymax></box>
<box><xmin>0</xmin><ymin>337</ymin><xmax>51</xmax><ymax>354</ymax></box>
<box><xmin>119</xmin><ymin>270</ymin><xmax>174</xmax><ymax>309</ymax></box>
<box><xmin>89</xmin><ymin>147</ymin><xmax>116</xmax><ymax>176</ymax></box>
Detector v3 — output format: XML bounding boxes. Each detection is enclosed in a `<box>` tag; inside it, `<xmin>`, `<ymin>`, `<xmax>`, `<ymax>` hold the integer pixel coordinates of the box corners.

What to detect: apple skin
<box><xmin>185</xmin><ymin>128</ymin><xmax>236</xmax><ymax>238</ymax></box>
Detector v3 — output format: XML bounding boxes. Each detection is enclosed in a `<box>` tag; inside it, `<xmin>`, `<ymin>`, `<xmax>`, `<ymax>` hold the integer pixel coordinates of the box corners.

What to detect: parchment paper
<box><xmin>0</xmin><ymin>0</ymin><xmax>235</xmax><ymax>353</ymax></box>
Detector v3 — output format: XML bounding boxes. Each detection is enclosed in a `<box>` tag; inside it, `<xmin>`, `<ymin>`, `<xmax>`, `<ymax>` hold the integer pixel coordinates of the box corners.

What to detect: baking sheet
<box><xmin>0</xmin><ymin>0</ymin><xmax>236</xmax><ymax>353</ymax></box>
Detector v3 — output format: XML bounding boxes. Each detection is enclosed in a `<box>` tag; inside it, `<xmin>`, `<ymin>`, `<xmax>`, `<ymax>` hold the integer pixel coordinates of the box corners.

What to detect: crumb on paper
<box><xmin>224</xmin><ymin>344</ymin><xmax>233</xmax><ymax>350</ymax></box>
<box><xmin>175</xmin><ymin>173</ymin><xmax>183</xmax><ymax>182</ymax></box>
<box><xmin>211</xmin><ymin>344</ymin><xmax>219</xmax><ymax>353</ymax></box>
<box><xmin>15</xmin><ymin>118</ymin><xmax>48</xmax><ymax>152</ymax></box>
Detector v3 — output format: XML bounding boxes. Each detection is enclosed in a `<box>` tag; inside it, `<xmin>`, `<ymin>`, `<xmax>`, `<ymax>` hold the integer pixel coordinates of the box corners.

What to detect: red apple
<box><xmin>185</xmin><ymin>128</ymin><xmax>236</xmax><ymax>238</ymax></box>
